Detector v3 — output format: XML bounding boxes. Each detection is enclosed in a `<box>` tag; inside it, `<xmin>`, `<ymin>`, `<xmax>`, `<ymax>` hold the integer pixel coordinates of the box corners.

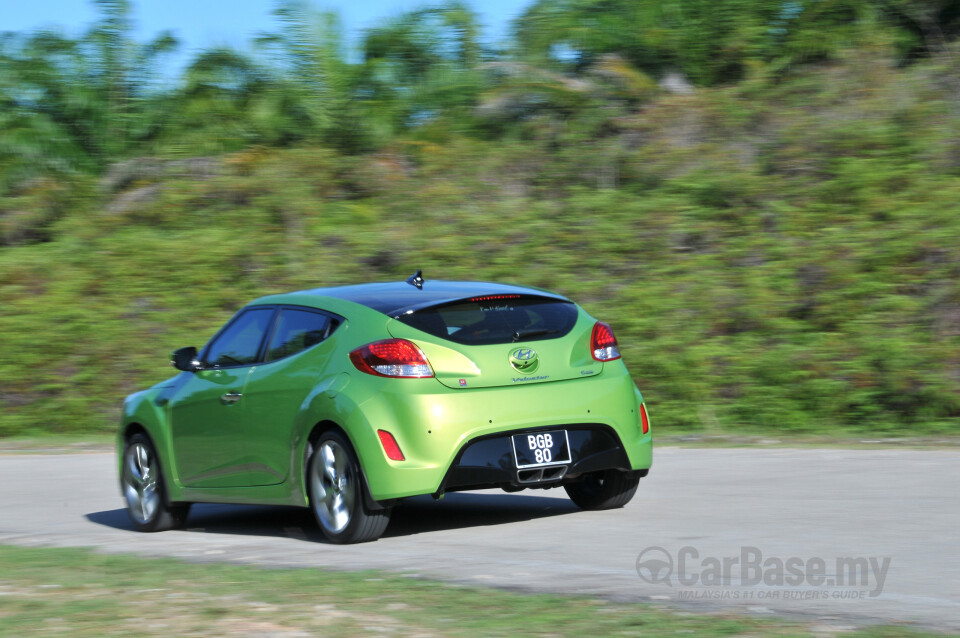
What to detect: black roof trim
<box><xmin>291</xmin><ymin>280</ymin><xmax>568</xmax><ymax>316</ymax></box>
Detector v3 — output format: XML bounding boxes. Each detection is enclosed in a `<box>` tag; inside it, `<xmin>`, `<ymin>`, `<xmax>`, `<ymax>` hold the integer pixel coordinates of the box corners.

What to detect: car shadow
<box><xmin>387</xmin><ymin>491</ymin><xmax>579</xmax><ymax>537</ymax></box>
<box><xmin>85</xmin><ymin>491</ymin><xmax>580</xmax><ymax>542</ymax></box>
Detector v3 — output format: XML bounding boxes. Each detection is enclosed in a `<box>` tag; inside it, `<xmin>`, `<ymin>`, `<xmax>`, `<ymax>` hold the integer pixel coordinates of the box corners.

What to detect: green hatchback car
<box><xmin>118</xmin><ymin>273</ymin><xmax>652</xmax><ymax>543</ymax></box>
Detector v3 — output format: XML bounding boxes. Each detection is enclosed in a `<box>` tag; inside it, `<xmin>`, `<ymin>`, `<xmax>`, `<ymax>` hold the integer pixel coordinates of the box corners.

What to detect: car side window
<box><xmin>265</xmin><ymin>309</ymin><xmax>332</xmax><ymax>362</ymax></box>
<box><xmin>204</xmin><ymin>308</ymin><xmax>274</xmax><ymax>367</ymax></box>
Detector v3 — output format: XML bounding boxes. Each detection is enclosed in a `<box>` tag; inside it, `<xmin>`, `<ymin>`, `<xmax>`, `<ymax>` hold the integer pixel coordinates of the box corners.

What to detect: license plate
<box><xmin>512</xmin><ymin>430</ymin><xmax>571</xmax><ymax>468</ymax></box>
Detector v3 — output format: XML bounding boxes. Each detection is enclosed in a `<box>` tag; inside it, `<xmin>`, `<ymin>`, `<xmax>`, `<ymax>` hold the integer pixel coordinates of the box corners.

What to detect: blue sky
<box><xmin>2</xmin><ymin>0</ymin><xmax>532</xmax><ymax>73</ymax></box>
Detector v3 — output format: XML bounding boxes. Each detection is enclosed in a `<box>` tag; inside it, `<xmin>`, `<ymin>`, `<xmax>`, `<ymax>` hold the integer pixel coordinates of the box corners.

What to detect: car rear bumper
<box><xmin>438</xmin><ymin>423</ymin><xmax>646</xmax><ymax>494</ymax></box>
<box><xmin>340</xmin><ymin>365</ymin><xmax>652</xmax><ymax>501</ymax></box>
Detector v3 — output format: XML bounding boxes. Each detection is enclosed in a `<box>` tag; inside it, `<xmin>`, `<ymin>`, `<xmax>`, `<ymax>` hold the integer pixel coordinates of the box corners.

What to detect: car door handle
<box><xmin>220</xmin><ymin>392</ymin><xmax>242</xmax><ymax>405</ymax></box>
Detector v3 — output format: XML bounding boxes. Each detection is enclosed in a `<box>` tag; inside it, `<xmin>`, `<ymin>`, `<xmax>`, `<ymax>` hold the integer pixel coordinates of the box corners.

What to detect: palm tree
<box><xmin>0</xmin><ymin>0</ymin><xmax>178</xmax><ymax>185</ymax></box>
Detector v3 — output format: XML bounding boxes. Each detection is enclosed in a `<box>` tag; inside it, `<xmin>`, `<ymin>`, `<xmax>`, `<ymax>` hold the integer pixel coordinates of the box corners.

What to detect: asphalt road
<box><xmin>1</xmin><ymin>447</ymin><xmax>958</xmax><ymax>632</ymax></box>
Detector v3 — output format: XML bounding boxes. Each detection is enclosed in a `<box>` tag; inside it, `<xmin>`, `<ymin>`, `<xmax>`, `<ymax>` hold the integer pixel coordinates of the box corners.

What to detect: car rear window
<box><xmin>396</xmin><ymin>296</ymin><xmax>578</xmax><ymax>345</ymax></box>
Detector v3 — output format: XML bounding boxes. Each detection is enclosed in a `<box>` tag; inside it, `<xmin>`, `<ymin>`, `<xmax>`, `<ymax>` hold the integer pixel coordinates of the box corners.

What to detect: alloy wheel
<box><xmin>311</xmin><ymin>440</ymin><xmax>356</xmax><ymax>533</ymax></box>
<box><xmin>123</xmin><ymin>442</ymin><xmax>160</xmax><ymax>524</ymax></box>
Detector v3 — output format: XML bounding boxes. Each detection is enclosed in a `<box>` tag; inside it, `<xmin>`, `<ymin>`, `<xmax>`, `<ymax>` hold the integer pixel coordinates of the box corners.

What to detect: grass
<box><xmin>1</xmin><ymin>49</ymin><xmax>959</xmax><ymax>439</ymax></box>
<box><xmin>0</xmin><ymin>544</ymin><xmax>946</xmax><ymax>637</ymax></box>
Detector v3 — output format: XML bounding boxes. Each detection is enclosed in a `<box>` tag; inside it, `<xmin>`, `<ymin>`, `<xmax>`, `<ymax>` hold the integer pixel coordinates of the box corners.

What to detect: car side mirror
<box><xmin>171</xmin><ymin>346</ymin><xmax>201</xmax><ymax>372</ymax></box>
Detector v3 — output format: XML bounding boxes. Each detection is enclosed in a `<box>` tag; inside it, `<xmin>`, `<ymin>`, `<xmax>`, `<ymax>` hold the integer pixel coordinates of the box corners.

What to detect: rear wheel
<box><xmin>122</xmin><ymin>433</ymin><xmax>190</xmax><ymax>532</ymax></box>
<box><xmin>308</xmin><ymin>431</ymin><xmax>391</xmax><ymax>543</ymax></box>
<box><xmin>564</xmin><ymin>469</ymin><xmax>640</xmax><ymax>510</ymax></box>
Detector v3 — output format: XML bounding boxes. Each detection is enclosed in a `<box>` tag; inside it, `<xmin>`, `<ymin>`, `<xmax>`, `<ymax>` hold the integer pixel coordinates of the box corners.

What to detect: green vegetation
<box><xmin>0</xmin><ymin>544</ymin><xmax>944</xmax><ymax>637</ymax></box>
<box><xmin>1</xmin><ymin>1</ymin><xmax>959</xmax><ymax>437</ymax></box>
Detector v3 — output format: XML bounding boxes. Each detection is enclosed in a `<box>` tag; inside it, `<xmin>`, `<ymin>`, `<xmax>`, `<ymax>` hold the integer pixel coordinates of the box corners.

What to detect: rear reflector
<box><xmin>349</xmin><ymin>339</ymin><xmax>434</xmax><ymax>378</ymax></box>
<box><xmin>640</xmin><ymin>403</ymin><xmax>649</xmax><ymax>434</ymax></box>
<box><xmin>591</xmin><ymin>321</ymin><xmax>621</xmax><ymax>361</ymax></box>
<box><xmin>377</xmin><ymin>429</ymin><xmax>405</xmax><ymax>461</ymax></box>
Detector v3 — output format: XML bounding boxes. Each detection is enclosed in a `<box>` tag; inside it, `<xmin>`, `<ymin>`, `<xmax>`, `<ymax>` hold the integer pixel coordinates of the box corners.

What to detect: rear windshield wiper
<box><xmin>513</xmin><ymin>329</ymin><xmax>559</xmax><ymax>342</ymax></box>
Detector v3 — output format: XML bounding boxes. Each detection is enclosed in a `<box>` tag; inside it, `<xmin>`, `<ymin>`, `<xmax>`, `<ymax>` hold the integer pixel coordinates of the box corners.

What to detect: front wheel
<box><xmin>564</xmin><ymin>469</ymin><xmax>641</xmax><ymax>510</ymax></box>
<box><xmin>308</xmin><ymin>431</ymin><xmax>391</xmax><ymax>543</ymax></box>
<box><xmin>121</xmin><ymin>433</ymin><xmax>190</xmax><ymax>532</ymax></box>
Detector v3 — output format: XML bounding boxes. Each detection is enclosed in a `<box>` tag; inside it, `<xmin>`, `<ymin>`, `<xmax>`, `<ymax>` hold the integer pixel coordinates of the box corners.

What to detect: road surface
<box><xmin>1</xmin><ymin>447</ymin><xmax>958</xmax><ymax>632</ymax></box>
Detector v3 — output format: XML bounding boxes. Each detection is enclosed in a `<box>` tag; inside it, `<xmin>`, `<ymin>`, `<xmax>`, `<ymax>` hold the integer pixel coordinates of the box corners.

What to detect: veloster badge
<box><xmin>509</xmin><ymin>347</ymin><xmax>539</xmax><ymax>374</ymax></box>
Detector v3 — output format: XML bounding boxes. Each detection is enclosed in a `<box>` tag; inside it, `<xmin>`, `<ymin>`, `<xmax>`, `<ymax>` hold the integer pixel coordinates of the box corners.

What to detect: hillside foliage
<box><xmin>1</xmin><ymin>0</ymin><xmax>959</xmax><ymax>436</ymax></box>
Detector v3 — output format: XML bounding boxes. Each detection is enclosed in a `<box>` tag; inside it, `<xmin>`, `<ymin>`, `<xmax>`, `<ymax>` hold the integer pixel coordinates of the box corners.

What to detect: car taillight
<box><xmin>468</xmin><ymin>294</ymin><xmax>522</xmax><ymax>302</ymax></box>
<box><xmin>349</xmin><ymin>339</ymin><xmax>434</xmax><ymax>378</ymax></box>
<box><xmin>591</xmin><ymin>321</ymin><xmax>621</xmax><ymax>361</ymax></box>
<box><xmin>377</xmin><ymin>429</ymin><xmax>406</xmax><ymax>461</ymax></box>
<box><xmin>640</xmin><ymin>403</ymin><xmax>650</xmax><ymax>434</ymax></box>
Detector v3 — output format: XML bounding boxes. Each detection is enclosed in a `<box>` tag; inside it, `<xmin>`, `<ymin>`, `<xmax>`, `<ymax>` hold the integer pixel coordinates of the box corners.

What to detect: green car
<box><xmin>118</xmin><ymin>273</ymin><xmax>652</xmax><ymax>543</ymax></box>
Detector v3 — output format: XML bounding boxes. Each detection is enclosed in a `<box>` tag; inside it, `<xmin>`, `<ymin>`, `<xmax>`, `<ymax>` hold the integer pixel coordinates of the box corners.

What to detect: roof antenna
<box><xmin>406</xmin><ymin>269</ymin><xmax>424</xmax><ymax>290</ymax></box>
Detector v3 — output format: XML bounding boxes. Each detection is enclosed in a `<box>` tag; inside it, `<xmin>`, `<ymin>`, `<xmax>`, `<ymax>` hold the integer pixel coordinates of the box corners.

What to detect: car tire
<box><xmin>564</xmin><ymin>469</ymin><xmax>641</xmax><ymax>510</ymax></box>
<box><xmin>122</xmin><ymin>433</ymin><xmax>191</xmax><ymax>532</ymax></box>
<box><xmin>308</xmin><ymin>431</ymin><xmax>391</xmax><ymax>544</ymax></box>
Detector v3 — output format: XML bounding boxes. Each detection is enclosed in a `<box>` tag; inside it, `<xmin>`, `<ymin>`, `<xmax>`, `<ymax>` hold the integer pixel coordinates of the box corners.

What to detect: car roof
<box><xmin>286</xmin><ymin>280</ymin><xmax>569</xmax><ymax>317</ymax></box>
